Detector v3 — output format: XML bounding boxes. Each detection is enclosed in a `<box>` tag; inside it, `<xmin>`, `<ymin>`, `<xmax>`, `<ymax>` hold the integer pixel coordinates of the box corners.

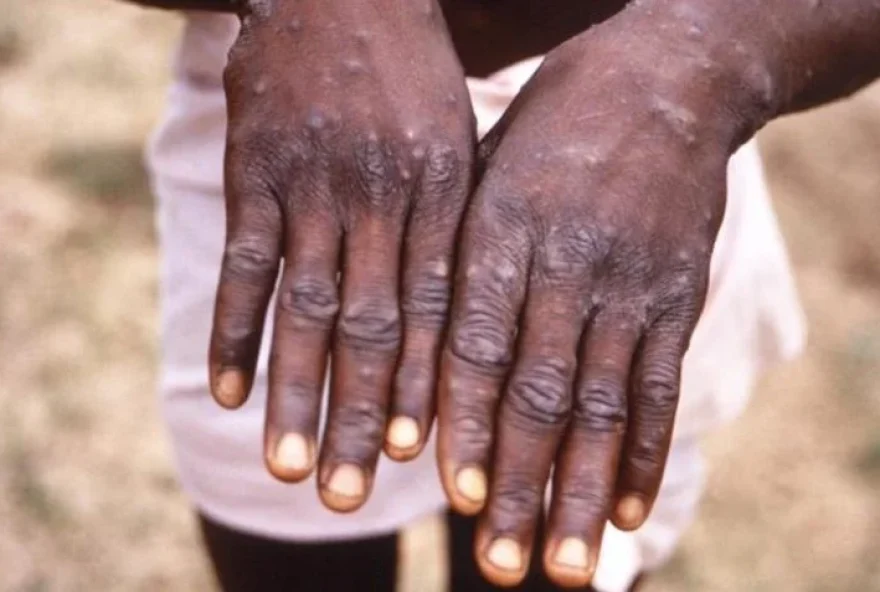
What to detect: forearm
<box><xmin>123</xmin><ymin>0</ymin><xmax>236</xmax><ymax>11</ymax></box>
<box><xmin>615</xmin><ymin>0</ymin><xmax>880</xmax><ymax>139</ymax></box>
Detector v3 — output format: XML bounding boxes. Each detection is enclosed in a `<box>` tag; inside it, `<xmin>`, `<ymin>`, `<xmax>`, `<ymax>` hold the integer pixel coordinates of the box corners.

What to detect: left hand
<box><xmin>437</xmin><ymin>23</ymin><xmax>746</xmax><ymax>587</ymax></box>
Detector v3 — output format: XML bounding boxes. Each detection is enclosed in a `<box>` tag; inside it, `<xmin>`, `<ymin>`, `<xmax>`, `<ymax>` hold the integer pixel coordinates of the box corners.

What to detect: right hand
<box><xmin>209</xmin><ymin>0</ymin><xmax>475</xmax><ymax>512</ymax></box>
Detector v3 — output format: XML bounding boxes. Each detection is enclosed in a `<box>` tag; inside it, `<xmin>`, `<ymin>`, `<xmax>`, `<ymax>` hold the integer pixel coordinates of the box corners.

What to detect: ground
<box><xmin>0</xmin><ymin>2</ymin><xmax>878</xmax><ymax>591</ymax></box>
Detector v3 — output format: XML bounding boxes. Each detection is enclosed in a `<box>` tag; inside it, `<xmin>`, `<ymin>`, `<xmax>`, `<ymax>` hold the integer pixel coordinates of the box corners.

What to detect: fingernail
<box><xmin>553</xmin><ymin>537</ymin><xmax>590</xmax><ymax>570</ymax></box>
<box><xmin>616</xmin><ymin>494</ymin><xmax>646</xmax><ymax>529</ymax></box>
<box><xmin>327</xmin><ymin>463</ymin><xmax>366</xmax><ymax>499</ymax></box>
<box><xmin>215</xmin><ymin>370</ymin><xmax>246</xmax><ymax>408</ymax></box>
<box><xmin>386</xmin><ymin>416</ymin><xmax>420</xmax><ymax>450</ymax></box>
<box><xmin>455</xmin><ymin>466</ymin><xmax>487</xmax><ymax>503</ymax></box>
<box><xmin>486</xmin><ymin>537</ymin><xmax>523</xmax><ymax>572</ymax></box>
<box><xmin>274</xmin><ymin>433</ymin><xmax>313</xmax><ymax>472</ymax></box>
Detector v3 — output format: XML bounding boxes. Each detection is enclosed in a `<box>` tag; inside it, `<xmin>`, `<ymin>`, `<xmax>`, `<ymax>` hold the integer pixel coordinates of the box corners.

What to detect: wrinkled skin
<box><xmin>209</xmin><ymin>0</ymin><xmax>475</xmax><ymax>511</ymax></box>
<box><xmin>437</xmin><ymin>27</ymin><xmax>736</xmax><ymax>587</ymax></box>
<box><xmin>203</xmin><ymin>0</ymin><xmax>880</xmax><ymax>586</ymax></box>
<box><xmin>210</xmin><ymin>0</ymin><xmax>731</xmax><ymax>582</ymax></box>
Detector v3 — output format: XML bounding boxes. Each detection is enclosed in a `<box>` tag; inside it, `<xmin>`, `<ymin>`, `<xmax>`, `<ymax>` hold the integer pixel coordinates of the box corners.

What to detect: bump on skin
<box><xmin>650</xmin><ymin>95</ymin><xmax>698</xmax><ymax>145</ymax></box>
<box><xmin>343</xmin><ymin>58</ymin><xmax>367</xmax><ymax>75</ymax></box>
<box><xmin>494</xmin><ymin>258</ymin><xmax>517</xmax><ymax>281</ymax></box>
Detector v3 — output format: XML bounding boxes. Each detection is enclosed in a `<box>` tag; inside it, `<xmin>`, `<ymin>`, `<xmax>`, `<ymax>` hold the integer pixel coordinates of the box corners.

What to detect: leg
<box><xmin>198</xmin><ymin>512</ymin><xmax>399</xmax><ymax>592</ymax></box>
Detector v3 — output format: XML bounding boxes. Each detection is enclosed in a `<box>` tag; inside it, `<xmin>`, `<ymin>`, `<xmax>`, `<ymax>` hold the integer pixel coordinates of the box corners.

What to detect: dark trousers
<box><xmin>198</xmin><ymin>509</ymin><xmax>607</xmax><ymax>591</ymax></box>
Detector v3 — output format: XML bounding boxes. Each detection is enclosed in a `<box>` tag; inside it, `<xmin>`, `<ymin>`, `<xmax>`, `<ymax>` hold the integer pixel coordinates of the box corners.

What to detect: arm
<box><xmin>437</xmin><ymin>0</ymin><xmax>880</xmax><ymax>587</ymax></box>
<box><xmin>627</xmin><ymin>0</ymin><xmax>880</xmax><ymax>142</ymax></box>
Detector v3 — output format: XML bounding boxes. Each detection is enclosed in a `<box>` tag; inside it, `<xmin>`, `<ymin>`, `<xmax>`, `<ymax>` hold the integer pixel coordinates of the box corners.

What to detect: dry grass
<box><xmin>1</xmin><ymin>2</ymin><xmax>879</xmax><ymax>591</ymax></box>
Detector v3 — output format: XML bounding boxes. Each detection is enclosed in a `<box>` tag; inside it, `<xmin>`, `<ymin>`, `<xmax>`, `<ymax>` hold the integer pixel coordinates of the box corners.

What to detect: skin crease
<box><xmin>211</xmin><ymin>0</ymin><xmax>477</xmax><ymax>512</ymax></box>
<box><xmin>128</xmin><ymin>0</ymin><xmax>880</xmax><ymax>587</ymax></box>
<box><xmin>437</xmin><ymin>2</ymin><xmax>880</xmax><ymax>587</ymax></box>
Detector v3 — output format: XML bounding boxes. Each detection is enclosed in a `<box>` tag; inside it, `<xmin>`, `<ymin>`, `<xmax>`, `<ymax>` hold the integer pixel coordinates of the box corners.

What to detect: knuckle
<box><xmin>624</xmin><ymin>435</ymin><xmax>667</xmax><ymax>476</ymax></box>
<box><xmin>449</xmin><ymin>307</ymin><xmax>513</xmax><ymax>375</ymax></box>
<box><xmin>223</xmin><ymin>236</ymin><xmax>279</xmax><ymax>282</ymax></box>
<box><xmin>450</xmin><ymin>414</ymin><xmax>493</xmax><ymax>451</ymax></box>
<box><xmin>491</xmin><ymin>476</ymin><xmax>545</xmax><ymax>516</ymax></box>
<box><xmin>226</xmin><ymin>130</ymin><xmax>294</xmax><ymax>199</ymax></box>
<box><xmin>275</xmin><ymin>376</ymin><xmax>321</xmax><ymax>401</ymax></box>
<box><xmin>337</xmin><ymin>300</ymin><xmax>402</xmax><ymax>352</ymax></box>
<box><xmin>278</xmin><ymin>276</ymin><xmax>340</xmax><ymax>328</ymax></box>
<box><xmin>660</xmin><ymin>273</ymin><xmax>704</xmax><ymax>308</ymax></box>
<box><xmin>403</xmin><ymin>271</ymin><xmax>450</xmax><ymax>328</ymax></box>
<box><xmin>268</xmin><ymin>375</ymin><xmax>322</xmax><ymax>417</ymax></box>
<box><xmin>574</xmin><ymin>376</ymin><xmax>627</xmax><ymax>432</ymax></box>
<box><xmin>422</xmin><ymin>142</ymin><xmax>462</xmax><ymax>193</ymax></box>
<box><xmin>326</xmin><ymin>399</ymin><xmax>386</xmax><ymax>453</ymax></box>
<box><xmin>637</xmin><ymin>361</ymin><xmax>680</xmax><ymax>413</ymax></box>
<box><xmin>393</xmin><ymin>363</ymin><xmax>432</xmax><ymax>398</ymax></box>
<box><xmin>554</xmin><ymin>487</ymin><xmax>610</xmax><ymax>520</ymax></box>
<box><xmin>352</xmin><ymin>135</ymin><xmax>399</xmax><ymax>209</ymax></box>
<box><xmin>505</xmin><ymin>357</ymin><xmax>574</xmax><ymax>426</ymax></box>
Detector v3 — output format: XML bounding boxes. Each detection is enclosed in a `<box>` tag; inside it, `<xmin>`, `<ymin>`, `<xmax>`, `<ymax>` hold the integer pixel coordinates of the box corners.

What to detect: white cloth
<box><xmin>147</xmin><ymin>13</ymin><xmax>806</xmax><ymax>591</ymax></box>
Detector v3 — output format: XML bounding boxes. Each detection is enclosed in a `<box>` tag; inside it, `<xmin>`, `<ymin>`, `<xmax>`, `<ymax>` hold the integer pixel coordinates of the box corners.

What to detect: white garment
<box><xmin>147</xmin><ymin>13</ymin><xmax>806</xmax><ymax>592</ymax></box>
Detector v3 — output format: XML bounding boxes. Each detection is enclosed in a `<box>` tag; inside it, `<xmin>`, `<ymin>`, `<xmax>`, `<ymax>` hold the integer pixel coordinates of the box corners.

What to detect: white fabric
<box><xmin>147</xmin><ymin>13</ymin><xmax>806</xmax><ymax>591</ymax></box>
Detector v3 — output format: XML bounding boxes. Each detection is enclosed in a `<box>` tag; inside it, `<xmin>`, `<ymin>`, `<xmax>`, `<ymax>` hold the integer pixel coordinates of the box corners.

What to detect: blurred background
<box><xmin>1</xmin><ymin>1</ymin><xmax>879</xmax><ymax>591</ymax></box>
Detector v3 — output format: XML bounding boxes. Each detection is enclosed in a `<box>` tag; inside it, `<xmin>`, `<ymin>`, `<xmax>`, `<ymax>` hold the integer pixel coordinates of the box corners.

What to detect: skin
<box><xmin>211</xmin><ymin>0</ymin><xmax>477</xmax><ymax>511</ymax></box>
<box><xmin>129</xmin><ymin>0</ymin><xmax>880</xmax><ymax>586</ymax></box>
<box><xmin>437</xmin><ymin>1</ymin><xmax>880</xmax><ymax>587</ymax></box>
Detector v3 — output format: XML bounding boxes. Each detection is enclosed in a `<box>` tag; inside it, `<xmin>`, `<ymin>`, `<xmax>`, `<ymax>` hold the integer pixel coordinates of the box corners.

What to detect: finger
<box><xmin>209</xmin><ymin>163</ymin><xmax>283</xmax><ymax>409</ymax></box>
<box><xmin>612</xmin><ymin>310</ymin><xmax>694</xmax><ymax>531</ymax></box>
<box><xmin>387</xmin><ymin>144</ymin><xmax>470</xmax><ymax>461</ymax></box>
<box><xmin>438</xmin><ymin>199</ymin><xmax>531</xmax><ymax>516</ymax></box>
<box><xmin>318</xmin><ymin>143</ymin><xmax>408</xmax><ymax>512</ymax></box>
<box><xmin>543</xmin><ymin>313</ymin><xmax>641</xmax><ymax>588</ymax></box>
<box><xmin>264</xmin><ymin>210</ymin><xmax>341</xmax><ymax>482</ymax></box>
<box><xmin>476</xmin><ymin>285</ymin><xmax>583</xmax><ymax>587</ymax></box>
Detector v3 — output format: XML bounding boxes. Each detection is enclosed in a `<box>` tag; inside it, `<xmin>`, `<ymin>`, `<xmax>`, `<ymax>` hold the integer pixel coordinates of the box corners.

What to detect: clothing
<box><xmin>199</xmin><ymin>513</ymin><xmax>399</xmax><ymax>591</ymax></box>
<box><xmin>200</xmin><ymin>510</ymin><xmax>621</xmax><ymax>592</ymax></box>
<box><xmin>446</xmin><ymin>510</ymin><xmax>619</xmax><ymax>592</ymax></box>
<box><xmin>147</xmin><ymin>13</ymin><xmax>806</xmax><ymax>592</ymax></box>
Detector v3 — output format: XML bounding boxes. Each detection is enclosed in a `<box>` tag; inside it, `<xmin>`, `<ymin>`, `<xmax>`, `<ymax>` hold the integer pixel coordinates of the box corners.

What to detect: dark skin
<box><xmin>129</xmin><ymin>0</ymin><xmax>880</xmax><ymax>587</ymax></box>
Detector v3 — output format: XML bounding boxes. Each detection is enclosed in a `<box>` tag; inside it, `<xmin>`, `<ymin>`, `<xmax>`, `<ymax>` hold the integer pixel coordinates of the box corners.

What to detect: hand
<box><xmin>438</xmin><ymin>25</ymin><xmax>743</xmax><ymax>587</ymax></box>
<box><xmin>209</xmin><ymin>0</ymin><xmax>475</xmax><ymax>512</ymax></box>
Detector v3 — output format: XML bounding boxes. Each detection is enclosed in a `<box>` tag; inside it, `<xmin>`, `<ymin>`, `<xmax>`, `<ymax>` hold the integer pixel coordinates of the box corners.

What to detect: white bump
<box><xmin>495</xmin><ymin>259</ymin><xmax>516</xmax><ymax>281</ymax></box>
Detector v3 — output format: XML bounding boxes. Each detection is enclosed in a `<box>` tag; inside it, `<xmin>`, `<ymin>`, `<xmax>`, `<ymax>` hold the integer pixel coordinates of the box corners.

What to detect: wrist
<box><xmin>611</xmin><ymin>2</ymin><xmax>784</xmax><ymax>149</ymax></box>
<box><xmin>602</xmin><ymin>0</ymin><xmax>880</xmax><ymax>146</ymax></box>
<box><xmin>557</xmin><ymin>8</ymin><xmax>774</xmax><ymax>153</ymax></box>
